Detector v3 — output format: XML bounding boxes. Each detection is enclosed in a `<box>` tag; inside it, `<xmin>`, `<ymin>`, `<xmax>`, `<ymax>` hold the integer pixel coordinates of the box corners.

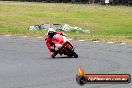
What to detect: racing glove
<box><xmin>60</xmin><ymin>33</ymin><xmax>67</xmax><ymax>37</ymax></box>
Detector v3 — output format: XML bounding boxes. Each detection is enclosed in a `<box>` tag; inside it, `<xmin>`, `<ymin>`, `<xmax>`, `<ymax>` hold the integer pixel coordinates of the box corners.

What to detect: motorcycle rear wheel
<box><xmin>65</xmin><ymin>47</ymin><xmax>78</xmax><ymax>58</ymax></box>
<box><xmin>73</xmin><ymin>51</ymin><xmax>78</xmax><ymax>58</ymax></box>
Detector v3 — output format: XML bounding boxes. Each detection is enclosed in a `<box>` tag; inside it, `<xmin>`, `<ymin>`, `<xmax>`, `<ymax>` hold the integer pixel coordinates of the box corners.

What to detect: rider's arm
<box><xmin>56</xmin><ymin>32</ymin><xmax>67</xmax><ymax>37</ymax></box>
<box><xmin>45</xmin><ymin>35</ymin><xmax>54</xmax><ymax>51</ymax></box>
<box><xmin>45</xmin><ymin>39</ymin><xmax>54</xmax><ymax>51</ymax></box>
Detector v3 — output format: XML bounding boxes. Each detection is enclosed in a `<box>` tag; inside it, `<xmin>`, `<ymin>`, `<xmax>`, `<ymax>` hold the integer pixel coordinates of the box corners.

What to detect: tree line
<box><xmin>1</xmin><ymin>0</ymin><xmax>132</xmax><ymax>5</ymax></box>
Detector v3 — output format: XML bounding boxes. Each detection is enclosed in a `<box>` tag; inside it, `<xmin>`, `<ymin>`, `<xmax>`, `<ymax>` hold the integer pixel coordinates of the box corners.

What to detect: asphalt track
<box><xmin>0</xmin><ymin>35</ymin><xmax>132</xmax><ymax>88</ymax></box>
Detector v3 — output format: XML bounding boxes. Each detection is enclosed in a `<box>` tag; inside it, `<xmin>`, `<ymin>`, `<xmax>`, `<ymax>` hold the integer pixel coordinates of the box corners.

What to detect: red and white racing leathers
<box><xmin>45</xmin><ymin>32</ymin><xmax>65</xmax><ymax>58</ymax></box>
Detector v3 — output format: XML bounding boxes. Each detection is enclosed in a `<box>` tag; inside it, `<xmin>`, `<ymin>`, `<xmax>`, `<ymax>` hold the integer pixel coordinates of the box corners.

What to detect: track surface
<box><xmin>0</xmin><ymin>35</ymin><xmax>132</xmax><ymax>88</ymax></box>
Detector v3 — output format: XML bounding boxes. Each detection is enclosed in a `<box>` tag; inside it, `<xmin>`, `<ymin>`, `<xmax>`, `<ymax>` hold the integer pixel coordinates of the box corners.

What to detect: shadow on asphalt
<box><xmin>45</xmin><ymin>56</ymin><xmax>78</xmax><ymax>60</ymax></box>
<box><xmin>55</xmin><ymin>56</ymin><xmax>77</xmax><ymax>59</ymax></box>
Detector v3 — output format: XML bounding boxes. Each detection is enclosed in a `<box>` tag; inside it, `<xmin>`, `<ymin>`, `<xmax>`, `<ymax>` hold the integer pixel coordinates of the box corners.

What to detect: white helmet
<box><xmin>48</xmin><ymin>28</ymin><xmax>56</xmax><ymax>38</ymax></box>
<box><xmin>48</xmin><ymin>28</ymin><xmax>56</xmax><ymax>33</ymax></box>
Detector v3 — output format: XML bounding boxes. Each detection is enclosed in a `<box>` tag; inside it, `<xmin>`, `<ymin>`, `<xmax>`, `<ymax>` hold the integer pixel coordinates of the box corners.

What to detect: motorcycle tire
<box><xmin>73</xmin><ymin>51</ymin><xmax>78</xmax><ymax>58</ymax></box>
<box><xmin>65</xmin><ymin>46</ymin><xmax>78</xmax><ymax>58</ymax></box>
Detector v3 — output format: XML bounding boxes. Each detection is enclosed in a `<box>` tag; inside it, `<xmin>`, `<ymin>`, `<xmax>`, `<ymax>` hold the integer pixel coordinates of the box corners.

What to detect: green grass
<box><xmin>0</xmin><ymin>1</ymin><xmax>132</xmax><ymax>43</ymax></box>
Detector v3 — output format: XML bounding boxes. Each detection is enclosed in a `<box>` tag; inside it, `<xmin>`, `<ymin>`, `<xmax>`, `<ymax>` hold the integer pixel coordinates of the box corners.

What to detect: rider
<box><xmin>45</xmin><ymin>28</ymin><xmax>67</xmax><ymax>58</ymax></box>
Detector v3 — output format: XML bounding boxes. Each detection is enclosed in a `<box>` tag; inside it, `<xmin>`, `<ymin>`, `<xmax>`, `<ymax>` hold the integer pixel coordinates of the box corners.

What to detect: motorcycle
<box><xmin>52</xmin><ymin>34</ymin><xmax>78</xmax><ymax>58</ymax></box>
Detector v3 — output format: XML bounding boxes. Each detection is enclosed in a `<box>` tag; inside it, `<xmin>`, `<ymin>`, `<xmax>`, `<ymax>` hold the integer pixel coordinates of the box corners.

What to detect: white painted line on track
<box><xmin>37</xmin><ymin>37</ymin><xmax>43</xmax><ymax>39</ymax></box>
<box><xmin>120</xmin><ymin>43</ymin><xmax>126</xmax><ymax>44</ymax></box>
<box><xmin>68</xmin><ymin>39</ymin><xmax>73</xmax><ymax>41</ymax></box>
<box><xmin>21</xmin><ymin>36</ymin><xmax>28</xmax><ymax>38</ymax></box>
<box><xmin>93</xmin><ymin>41</ymin><xmax>99</xmax><ymax>43</ymax></box>
<box><xmin>79</xmin><ymin>40</ymin><xmax>85</xmax><ymax>41</ymax></box>
<box><xmin>2</xmin><ymin>35</ymin><xmax>128</xmax><ymax>45</ymax></box>
<box><xmin>5</xmin><ymin>35</ymin><xmax>10</xmax><ymax>37</ymax></box>
<box><xmin>107</xmin><ymin>42</ymin><xmax>114</xmax><ymax>44</ymax></box>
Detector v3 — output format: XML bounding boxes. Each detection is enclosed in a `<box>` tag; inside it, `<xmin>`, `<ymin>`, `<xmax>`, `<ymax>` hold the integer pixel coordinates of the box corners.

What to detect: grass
<box><xmin>0</xmin><ymin>1</ymin><xmax>132</xmax><ymax>43</ymax></box>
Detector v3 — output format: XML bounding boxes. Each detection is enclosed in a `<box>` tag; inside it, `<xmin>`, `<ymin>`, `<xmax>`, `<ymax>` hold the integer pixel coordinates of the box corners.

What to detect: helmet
<box><xmin>48</xmin><ymin>28</ymin><xmax>56</xmax><ymax>38</ymax></box>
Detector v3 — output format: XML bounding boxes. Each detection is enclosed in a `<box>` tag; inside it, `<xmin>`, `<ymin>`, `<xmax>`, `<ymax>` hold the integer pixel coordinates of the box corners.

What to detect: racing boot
<box><xmin>50</xmin><ymin>51</ymin><xmax>58</xmax><ymax>58</ymax></box>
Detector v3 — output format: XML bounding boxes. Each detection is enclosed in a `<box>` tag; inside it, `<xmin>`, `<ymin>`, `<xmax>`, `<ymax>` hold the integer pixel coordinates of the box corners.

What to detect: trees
<box><xmin>1</xmin><ymin>0</ymin><xmax>131</xmax><ymax>4</ymax></box>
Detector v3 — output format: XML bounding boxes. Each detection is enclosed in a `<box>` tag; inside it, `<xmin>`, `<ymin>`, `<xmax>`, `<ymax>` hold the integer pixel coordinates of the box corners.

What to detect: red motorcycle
<box><xmin>52</xmin><ymin>34</ymin><xmax>78</xmax><ymax>58</ymax></box>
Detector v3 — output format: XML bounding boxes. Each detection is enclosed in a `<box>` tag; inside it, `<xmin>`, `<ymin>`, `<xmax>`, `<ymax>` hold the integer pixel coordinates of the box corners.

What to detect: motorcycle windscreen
<box><xmin>52</xmin><ymin>34</ymin><xmax>64</xmax><ymax>44</ymax></box>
